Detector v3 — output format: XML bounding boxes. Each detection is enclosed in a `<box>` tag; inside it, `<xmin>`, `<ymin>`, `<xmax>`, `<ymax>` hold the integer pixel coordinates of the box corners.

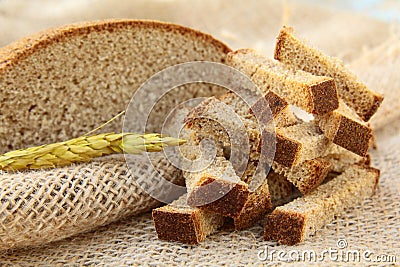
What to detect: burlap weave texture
<box><xmin>0</xmin><ymin>154</ymin><xmax>183</xmax><ymax>251</ymax></box>
<box><xmin>0</xmin><ymin>0</ymin><xmax>399</xmax><ymax>266</ymax></box>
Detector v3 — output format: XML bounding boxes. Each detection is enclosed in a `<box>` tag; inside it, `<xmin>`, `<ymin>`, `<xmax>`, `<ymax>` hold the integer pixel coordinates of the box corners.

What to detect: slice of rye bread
<box><xmin>272</xmin><ymin>157</ymin><xmax>332</xmax><ymax>195</ymax></box>
<box><xmin>274</xmin><ymin>26</ymin><xmax>383</xmax><ymax>121</ymax></box>
<box><xmin>226</xmin><ymin>48</ymin><xmax>338</xmax><ymax>115</ymax></box>
<box><xmin>263</xmin><ymin>164</ymin><xmax>380</xmax><ymax>245</ymax></box>
<box><xmin>317</xmin><ymin>101</ymin><xmax>373</xmax><ymax>157</ymax></box>
<box><xmin>152</xmin><ymin>194</ymin><xmax>224</xmax><ymax>244</ymax></box>
<box><xmin>260</xmin><ymin>121</ymin><xmax>331</xmax><ymax>168</ymax></box>
<box><xmin>0</xmin><ymin>19</ymin><xmax>231</xmax><ymax>154</ymax></box>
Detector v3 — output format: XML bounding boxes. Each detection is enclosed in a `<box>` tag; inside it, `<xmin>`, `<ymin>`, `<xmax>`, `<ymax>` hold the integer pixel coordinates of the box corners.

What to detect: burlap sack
<box><xmin>0</xmin><ymin>0</ymin><xmax>399</xmax><ymax>266</ymax></box>
<box><xmin>0</xmin><ymin>154</ymin><xmax>184</xmax><ymax>251</ymax></box>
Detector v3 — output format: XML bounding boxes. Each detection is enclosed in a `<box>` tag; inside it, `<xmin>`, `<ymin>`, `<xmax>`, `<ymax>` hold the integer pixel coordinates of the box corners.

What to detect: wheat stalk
<box><xmin>0</xmin><ymin>133</ymin><xmax>186</xmax><ymax>172</ymax></box>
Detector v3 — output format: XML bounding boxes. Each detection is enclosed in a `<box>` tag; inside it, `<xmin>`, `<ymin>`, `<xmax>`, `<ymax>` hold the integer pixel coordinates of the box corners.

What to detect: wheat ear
<box><xmin>0</xmin><ymin>133</ymin><xmax>186</xmax><ymax>172</ymax></box>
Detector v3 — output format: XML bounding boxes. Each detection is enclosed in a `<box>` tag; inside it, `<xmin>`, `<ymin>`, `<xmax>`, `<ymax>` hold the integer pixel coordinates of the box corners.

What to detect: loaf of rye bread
<box><xmin>0</xmin><ymin>20</ymin><xmax>231</xmax><ymax>154</ymax></box>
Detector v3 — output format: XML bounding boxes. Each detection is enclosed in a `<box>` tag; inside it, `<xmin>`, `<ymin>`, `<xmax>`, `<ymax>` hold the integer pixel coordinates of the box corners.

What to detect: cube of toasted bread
<box><xmin>267</xmin><ymin>170</ymin><xmax>299</xmax><ymax>207</ymax></box>
<box><xmin>272</xmin><ymin>157</ymin><xmax>332</xmax><ymax>194</ymax></box>
<box><xmin>152</xmin><ymin>194</ymin><xmax>224</xmax><ymax>244</ymax></box>
<box><xmin>185</xmin><ymin>92</ymin><xmax>297</xmax><ymax>163</ymax></box>
<box><xmin>274</xmin><ymin>26</ymin><xmax>383</xmax><ymax>121</ymax></box>
<box><xmin>184</xmin><ymin>157</ymin><xmax>251</xmax><ymax>217</ymax></box>
<box><xmin>264</xmin><ymin>165</ymin><xmax>380</xmax><ymax>245</ymax></box>
<box><xmin>318</xmin><ymin>101</ymin><xmax>373</xmax><ymax>157</ymax></box>
<box><xmin>260</xmin><ymin>122</ymin><xmax>331</xmax><ymax>168</ymax></box>
<box><xmin>226</xmin><ymin>48</ymin><xmax>339</xmax><ymax>115</ymax></box>
<box><xmin>232</xmin><ymin>177</ymin><xmax>272</xmax><ymax>230</ymax></box>
<box><xmin>323</xmin><ymin>145</ymin><xmax>370</xmax><ymax>173</ymax></box>
<box><xmin>185</xmin><ymin>156</ymin><xmax>273</xmax><ymax>220</ymax></box>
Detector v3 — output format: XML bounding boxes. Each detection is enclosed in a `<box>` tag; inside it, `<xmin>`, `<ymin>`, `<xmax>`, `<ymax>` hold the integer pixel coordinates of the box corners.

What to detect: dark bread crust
<box><xmin>367</xmin><ymin>167</ymin><xmax>381</xmax><ymax>192</ymax></box>
<box><xmin>186</xmin><ymin>176</ymin><xmax>250</xmax><ymax>218</ymax></box>
<box><xmin>273</xmin><ymin>26</ymin><xmax>294</xmax><ymax>61</ymax></box>
<box><xmin>249</xmin><ymin>91</ymin><xmax>289</xmax><ymax>124</ymax></box>
<box><xmin>364</xmin><ymin>94</ymin><xmax>384</xmax><ymax>122</ymax></box>
<box><xmin>0</xmin><ymin>19</ymin><xmax>231</xmax><ymax>75</ymax></box>
<box><xmin>233</xmin><ymin>180</ymin><xmax>273</xmax><ymax>230</ymax></box>
<box><xmin>311</xmin><ymin>79</ymin><xmax>339</xmax><ymax>114</ymax></box>
<box><xmin>250</xmin><ymin>91</ymin><xmax>289</xmax><ymax>117</ymax></box>
<box><xmin>333</xmin><ymin>116</ymin><xmax>372</xmax><ymax>157</ymax></box>
<box><xmin>364</xmin><ymin>154</ymin><xmax>372</xmax><ymax>166</ymax></box>
<box><xmin>259</xmin><ymin>130</ymin><xmax>302</xmax><ymax>168</ymax></box>
<box><xmin>152</xmin><ymin>209</ymin><xmax>203</xmax><ymax>245</ymax></box>
<box><xmin>274</xmin><ymin>134</ymin><xmax>302</xmax><ymax>167</ymax></box>
<box><xmin>183</xmin><ymin>97</ymin><xmax>217</xmax><ymax>126</ymax></box>
<box><xmin>297</xmin><ymin>158</ymin><xmax>331</xmax><ymax>194</ymax></box>
<box><xmin>264</xmin><ymin>210</ymin><xmax>305</xmax><ymax>245</ymax></box>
